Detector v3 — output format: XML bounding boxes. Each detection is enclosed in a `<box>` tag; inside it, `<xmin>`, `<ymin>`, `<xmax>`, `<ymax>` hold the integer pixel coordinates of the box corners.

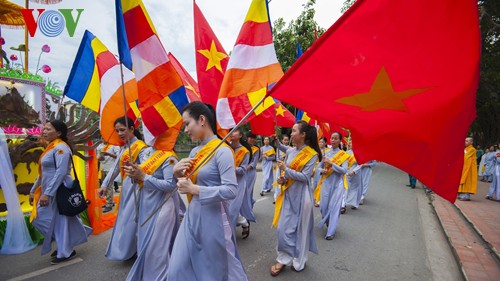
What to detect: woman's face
<box><xmin>319</xmin><ymin>139</ymin><xmax>326</xmax><ymax>149</ymax></box>
<box><xmin>282</xmin><ymin>136</ymin><xmax>289</xmax><ymax>145</ymax></box>
<box><xmin>230</xmin><ymin>130</ymin><xmax>242</xmax><ymax>143</ymax></box>
<box><xmin>290</xmin><ymin>124</ymin><xmax>305</xmax><ymax>145</ymax></box>
<box><xmin>114</xmin><ymin>122</ymin><xmax>134</xmax><ymax>142</ymax></box>
<box><xmin>264</xmin><ymin>137</ymin><xmax>270</xmax><ymax>145</ymax></box>
<box><xmin>331</xmin><ymin>133</ymin><xmax>341</xmax><ymax>148</ymax></box>
<box><xmin>182</xmin><ymin>111</ymin><xmax>203</xmax><ymax>141</ymax></box>
<box><xmin>43</xmin><ymin>123</ymin><xmax>61</xmax><ymax>143</ymax></box>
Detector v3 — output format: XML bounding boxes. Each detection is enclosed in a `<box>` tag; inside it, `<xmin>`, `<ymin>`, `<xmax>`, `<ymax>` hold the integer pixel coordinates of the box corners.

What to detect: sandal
<box><xmin>242</xmin><ymin>224</ymin><xmax>250</xmax><ymax>239</ymax></box>
<box><xmin>340</xmin><ymin>207</ymin><xmax>346</xmax><ymax>214</ymax></box>
<box><xmin>270</xmin><ymin>263</ymin><xmax>285</xmax><ymax>277</ymax></box>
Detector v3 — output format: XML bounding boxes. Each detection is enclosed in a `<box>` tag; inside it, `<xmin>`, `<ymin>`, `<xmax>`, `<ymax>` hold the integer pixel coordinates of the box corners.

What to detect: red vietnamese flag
<box><xmin>194</xmin><ymin>0</ymin><xmax>228</xmax><ymax>107</ymax></box>
<box><xmin>168</xmin><ymin>52</ymin><xmax>201</xmax><ymax>103</ymax></box>
<box><xmin>269</xmin><ymin>0</ymin><xmax>480</xmax><ymax>202</ymax></box>
<box><xmin>250</xmin><ymin>102</ymin><xmax>295</xmax><ymax>136</ymax></box>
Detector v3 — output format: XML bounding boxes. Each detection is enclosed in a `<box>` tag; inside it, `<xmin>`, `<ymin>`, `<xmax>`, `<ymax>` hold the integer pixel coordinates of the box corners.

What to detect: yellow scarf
<box><xmin>30</xmin><ymin>138</ymin><xmax>67</xmax><ymax>222</ymax></box>
<box><xmin>272</xmin><ymin>146</ymin><xmax>317</xmax><ymax>228</ymax></box>
<box><xmin>264</xmin><ymin>147</ymin><xmax>276</xmax><ymax>157</ymax></box>
<box><xmin>251</xmin><ymin>146</ymin><xmax>259</xmax><ymax>156</ymax></box>
<box><xmin>119</xmin><ymin>140</ymin><xmax>147</xmax><ymax>179</ymax></box>
<box><xmin>313</xmin><ymin>150</ymin><xmax>350</xmax><ymax>202</ymax></box>
<box><xmin>234</xmin><ymin>146</ymin><xmax>249</xmax><ymax>167</ymax></box>
<box><xmin>186</xmin><ymin>138</ymin><xmax>230</xmax><ymax>202</ymax></box>
<box><xmin>138</xmin><ymin>150</ymin><xmax>177</xmax><ymax>188</ymax></box>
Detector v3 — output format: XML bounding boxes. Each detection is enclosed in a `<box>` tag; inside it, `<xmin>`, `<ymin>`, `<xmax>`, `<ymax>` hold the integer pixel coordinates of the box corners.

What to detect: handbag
<box><xmin>55</xmin><ymin>153</ymin><xmax>87</xmax><ymax>216</ymax></box>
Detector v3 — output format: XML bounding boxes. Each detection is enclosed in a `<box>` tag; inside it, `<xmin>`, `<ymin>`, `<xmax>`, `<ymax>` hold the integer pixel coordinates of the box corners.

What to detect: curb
<box><xmin>453</xmin><ymin>203</ymin><xmax>500</xmax><ymax>262</ymax></box>
<box><xmin>427</xmin><ymin>193</ymin><xmax>469</xmax><ymax>281</ymax></box>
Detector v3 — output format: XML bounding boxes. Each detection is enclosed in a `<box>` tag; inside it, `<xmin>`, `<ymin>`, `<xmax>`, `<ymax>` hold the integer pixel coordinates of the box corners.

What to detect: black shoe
<box><xmin>405</xmin><ymin>184</ymin><xmax>412</xmax><ymax>187</ymax></box>
<box><xmin>411</xmin><ymin>185</ymin><xmax>416</xmax><ymax>189</ymax></box>
<box><xmin>326</xmin><ymin>235</ymin><xmax>335</xmax><ymax>240</ymax></box>
<box><xmin>51</xmin><ymin>250</ymin><xmax>76</xmax><ymax>265</ymax></box>
<box><xmin>260</xmin><ymin>192</ymin><xmax>265</xmax><ymax>196</ymax></box>
<box><xmin>50</xmin><ymin>250</ymin><xmax>57</xmax><ymax>257</ymax></box>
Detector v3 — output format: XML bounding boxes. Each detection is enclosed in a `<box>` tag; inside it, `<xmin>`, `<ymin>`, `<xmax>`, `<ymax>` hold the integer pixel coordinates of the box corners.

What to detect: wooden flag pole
<box><xmin>141</xmin><ymin>94</ymin><xmax>272</xmax><ymax>227</ymax></box>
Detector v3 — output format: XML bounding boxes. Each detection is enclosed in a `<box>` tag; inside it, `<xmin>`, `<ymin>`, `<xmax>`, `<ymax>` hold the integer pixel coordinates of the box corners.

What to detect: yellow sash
<box><xmin>186</xmin><ymin>138</ymin><xmax>230</xmax><ymax>202</ymax></box>
<box><xmin>313</xmin><ymin>150</ymin><xmax>350</xmax><ymax>202</ymax></box>
<box><xmin>264</xmin><ymin>147</ymin><xmax>275</xmax><ymax>157</ymax></box>
<box><xmin>119</xmin><ymin>140</ymin><xmax>147</xmax><ymax>179</ymax></box>
<box><xmin>251</xmin><ymin>146</ymin><xmax>259</xmax><ymax>156</ymax></box>
<box><xmin>138</xmin><ymin>150</ymin><xmax>177</xmax><ymax>188</ymax></box>
<box><xmin>30</xmin><ymin>139</ymin><xmax>66</xmax><ymax>222</ymax></box>
<box><xmin>272</xmin><ymin>146</ymin><xmax>317</xmax><ymax>228</ymax></box>
<box><xmin>234</xmin><ymin>146</ymin><xmax>249</xmax><ymax>168</ymax></box>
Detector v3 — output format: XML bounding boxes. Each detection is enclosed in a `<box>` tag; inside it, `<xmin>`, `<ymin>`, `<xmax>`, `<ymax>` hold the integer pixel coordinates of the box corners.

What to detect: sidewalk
<box><xmin>431</xmin><ymin>180</ymin><xmax>500</xmax><ymax>281</ymax></box>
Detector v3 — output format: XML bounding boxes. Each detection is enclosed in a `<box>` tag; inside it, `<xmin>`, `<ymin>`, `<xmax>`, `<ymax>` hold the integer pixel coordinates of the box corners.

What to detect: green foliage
<box><xmin>472</xmin><ymin>1</ymin><xmax>500</xmax><ymax>146</ymax></box>
<box><xmin>341</xmin><ymin>0</ymin><xmax>356</xmax><ymax>13</ymax></box>
<box><xmin>272</xmin><ymin>0</ymin><xmax>326</xmax><ymax>72</ymax></box>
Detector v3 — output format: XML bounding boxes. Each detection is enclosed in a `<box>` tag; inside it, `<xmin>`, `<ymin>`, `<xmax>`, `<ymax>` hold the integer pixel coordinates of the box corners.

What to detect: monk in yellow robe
<box><xmin>458</xmin><ymin>137</ymin><xmax>477</xmax><ymax>201</ymax></box>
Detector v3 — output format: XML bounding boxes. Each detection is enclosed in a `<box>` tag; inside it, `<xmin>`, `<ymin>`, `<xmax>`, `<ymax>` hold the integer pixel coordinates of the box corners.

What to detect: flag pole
<box><xmin>140</xmin><ymin>93</ymin><xmax>272</xmax><ymax>227</ymax></box>
<box><xmin>117</xmin><ymin>60</ymin><xmax>140</xmax><ymax>223</ymax></box>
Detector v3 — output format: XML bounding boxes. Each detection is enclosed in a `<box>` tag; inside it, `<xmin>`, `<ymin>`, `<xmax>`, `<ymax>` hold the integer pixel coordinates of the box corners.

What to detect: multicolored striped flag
<box><xmin>116</xmin><ymin>0</ymin><xmax>189</xmax><ymax>150</ymax></box>
<box><xmin>64</xmin><ymin>30</ymin><xmax>138</xmax><ymax>146</ymax></box>
<box><xmin>216</xmin><ymin>0</ymin><xmax>287</xmax><ymax>129</ymax></box>
<box><xmin>168</xmin><ymin>52</ymin><xmax>201</xmax><ymax>103</ymax></box>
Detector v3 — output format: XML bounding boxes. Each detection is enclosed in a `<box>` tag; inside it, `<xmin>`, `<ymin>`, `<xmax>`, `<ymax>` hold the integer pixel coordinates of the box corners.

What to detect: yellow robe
<box><xmin>458</xmin><ymin>144</ymin><xmax>477</xmax><ymax>194</ymax></box>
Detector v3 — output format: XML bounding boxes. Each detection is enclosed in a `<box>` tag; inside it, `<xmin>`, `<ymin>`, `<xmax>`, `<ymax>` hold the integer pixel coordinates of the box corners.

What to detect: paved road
<box><xmin>0</xmin><ymin>163</ymin><xmax>462</xmax><ymax>280</ymax></box>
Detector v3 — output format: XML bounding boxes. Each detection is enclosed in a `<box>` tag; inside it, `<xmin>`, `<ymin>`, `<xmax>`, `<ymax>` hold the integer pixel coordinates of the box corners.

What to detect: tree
<box><xmin>272</xmin><ymin>0</ymin><xmax>326</xmax><ymax>72</ymax></box>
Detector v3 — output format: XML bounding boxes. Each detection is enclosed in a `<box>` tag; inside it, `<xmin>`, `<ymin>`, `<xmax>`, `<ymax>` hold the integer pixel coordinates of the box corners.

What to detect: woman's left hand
<box><xmin>123</xmin><ymin>163</ymin><xmax>145</xmax><ymax>181</ymax></box>
<box><xmin>177</xmin><ymin>178</ymin><xmax>200</xmax><ymax>195</ymax></box>
<box><xmin>39</xmin><ymin>194</ymin><xmax>50</xmax><ymax>207</ymax></box>
<box><xmin>277</xmin><ymin>160</ymin><xmax>286</xmax><ymax>171</ymax></box>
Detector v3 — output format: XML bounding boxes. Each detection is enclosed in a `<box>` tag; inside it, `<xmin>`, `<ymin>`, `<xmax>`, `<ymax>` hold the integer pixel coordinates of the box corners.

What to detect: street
<box><xmin>0</xmin><ymin>163</ymin><xmax>462</xmax><ymax>281</ymax></box>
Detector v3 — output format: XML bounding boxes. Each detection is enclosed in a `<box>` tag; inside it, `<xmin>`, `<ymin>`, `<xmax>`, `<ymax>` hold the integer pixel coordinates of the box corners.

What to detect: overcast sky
<box><xmin>2</xmin><ymin>0</ymin><xmax>343</xmax><ymax>91</ymax></box>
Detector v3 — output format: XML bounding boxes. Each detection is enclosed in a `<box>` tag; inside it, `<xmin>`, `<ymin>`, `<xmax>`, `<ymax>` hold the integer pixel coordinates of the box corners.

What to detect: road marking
<box><xmin>7</xmin><ymin>257</ymin><xmax>83</xmax><ymax>281</ymax></box>
<box><xmin>255</xmin><ymin>197</ymin><xmax>268</xmax><ymax>203</ymax></box>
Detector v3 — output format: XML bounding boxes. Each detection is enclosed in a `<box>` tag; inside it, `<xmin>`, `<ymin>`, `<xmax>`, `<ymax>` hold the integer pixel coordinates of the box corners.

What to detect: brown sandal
<box><xmin>270</xmin><ymin>263</ymin><xmax>285</xmax><ymax>277</ymax></box>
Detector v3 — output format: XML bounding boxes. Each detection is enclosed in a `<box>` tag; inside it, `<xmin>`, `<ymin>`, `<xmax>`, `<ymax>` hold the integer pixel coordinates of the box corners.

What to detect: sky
<box><xmin>1</xmin><ymin>0</ymin><xmax>343</xmax><ymax>93</ymax></box>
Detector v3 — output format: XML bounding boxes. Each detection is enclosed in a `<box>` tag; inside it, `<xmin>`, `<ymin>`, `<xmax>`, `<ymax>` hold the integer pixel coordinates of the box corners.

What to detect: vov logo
<box><xmin>21</xmin><ymin>9</ymin><xmax>84</xmax><ymax>37</ymax></box>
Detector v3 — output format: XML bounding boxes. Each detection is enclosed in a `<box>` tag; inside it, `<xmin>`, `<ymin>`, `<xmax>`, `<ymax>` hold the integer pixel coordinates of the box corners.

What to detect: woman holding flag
<box><xmin>123</xmin><ymin>145</ymin><xmax>181</xmax><ymax>280</ymax></box>
<box><xmin>271</xmin><ymin>120</ymin><xmax>320</xmax><ymax>276</ymax></box>
<box><xmin>98</xmin><ymin>116</ymin><xmax>147</xmax><ymax>261</ymax></box>
<box><xmin>260</xmin><ymin>136</ymin><xmax>276</xmax><ymax>196</ymax></box>
<box><xmin>168</xmin><ymin>102</ymin><xmax>247</xmax><ymax>281</ymax></box>
<box><xmin>316</xmin><ymin>132</ymin><xmax>349</xmax><ymax>240</ymax></box>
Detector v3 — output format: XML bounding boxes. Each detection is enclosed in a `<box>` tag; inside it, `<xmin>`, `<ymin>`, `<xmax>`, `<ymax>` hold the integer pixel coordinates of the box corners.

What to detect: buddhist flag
<box><xmin>64</xmin><ymin>30</ymin><xmax>138</xmax><ymax>146</ymax></box>
<box><xmin>269</xmin><ymin>0</ymin><xmax>480</xmax><ymax>202</ymax></box>
<box><xmin>116</xmin><ymin>0</ymin><xmax>189</xmax><ymax>150</ymax></box>
<box><xmin>216</xmin><ymin>0</ymin><xmax>284</xmax><ymax>129</ymax></box>
<box><xmin>194</xmin><ymin>0</ymin><xmax>228</xmax><ymax>108</ymax></box>
<box><xmin>168</xmin><ymin>52</ymin><xmax>201</xmax><ymax>103</ymax></box>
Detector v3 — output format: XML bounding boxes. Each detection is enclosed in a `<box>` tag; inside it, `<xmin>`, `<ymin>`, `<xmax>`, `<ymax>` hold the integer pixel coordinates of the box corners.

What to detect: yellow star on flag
<box><xmin>336</xmin><ymin>67</ymin><xmax>430</xmax><ymax>112</ymax></box>
<box><xmin>197</xmin><ymin>40</ymin><xmax>228</xmax><ymax>73</ymax></box>
<box><xmin>276</xmin><ymin>104</ymin><xmax>286</xmax><ymax>117</ymax></box>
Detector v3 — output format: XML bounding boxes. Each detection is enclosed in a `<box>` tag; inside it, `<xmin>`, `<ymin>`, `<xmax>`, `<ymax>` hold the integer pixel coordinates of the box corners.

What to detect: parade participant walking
<box><xmin>486</xmin><ymin>147</ymin><xmax>500</xmax><ymax>201</ymax></box>
<box><xmin>360</xmin><ymin>160</ymin><xmax>377</xmax><ymax>204</ymax></box>
<box><xmin>316</xmin><ymin>132</ymin><xmax>349</xmax><ymax>240</ymax></box>
<box><xmin>458</xmin><ymin>137</ymin><xmax>477</xmax><ymax>201</ymax></box>
<box><xmin>124</xmin><ymin>146</ymin><xmax>180</xmax><ymax>281</ymax></box>
<box><xmin>98</xmin><ymin>116</ymin><xmax>147</xmax><ymax>260</ymax></box>
<box><xmin>345</xmin><ymin>143</ymin><xmax>363</xmax><ymax>209</ymax></box>
<box><xmin>260</xmin><ymin>136</ymin><xmax>275</xmax><ymax>196</ymax></box>
<box><xmin>97</xmin><ymin>140</ymin><xmax>120</xmax><ymax>212</ymax></box>
<box><xmin>29</xmin><ymin>120</ymin><xmax>92</xmax><ymax>264</ymax></box>
<box><xmin>273</xmin><ymin>135</ymin><xmax>289</xmax><ymax>203</ymax></box>
<box><xmin>270</xmin><ymin>121</ymin><xmax>320</xmax><ymax>276</ymax></box>
<box><xmin>168</xmin><ymin>102</ymin><xmax>247</xmax><ymax>281</ymax></box>
<box><xmin>483</xmin><ymin>146</ymin><xmax>496</xmax><ymax>182</ymax></box>
<box><xmin>228</xmin><ymin>127</ymin><xmax>253</xmax><ymax>238</ymax></box>
<box><xmin>243</xmin><ymin>132</ymin><xmax>259</xmax><ymax>214</ymax></box>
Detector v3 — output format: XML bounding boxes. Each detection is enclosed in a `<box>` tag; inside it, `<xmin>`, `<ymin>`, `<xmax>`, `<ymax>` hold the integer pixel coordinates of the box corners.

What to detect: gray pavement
<box><xmin>0</xmin><ymin>163</ymin><xmax>461</xmax><ymax>280</ymax></box>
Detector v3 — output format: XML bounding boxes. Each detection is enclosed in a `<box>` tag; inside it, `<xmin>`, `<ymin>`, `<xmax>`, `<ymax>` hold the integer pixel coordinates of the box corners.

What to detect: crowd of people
<box><xmin>28</xmin><ymin>101</ymin><xmax>499</xmax><ymax>280</ymax></box>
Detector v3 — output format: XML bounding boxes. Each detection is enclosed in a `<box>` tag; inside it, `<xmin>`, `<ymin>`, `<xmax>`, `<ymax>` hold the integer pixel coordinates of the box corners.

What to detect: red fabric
<box><xmin>168</xmin><ymin>52</ymin><xmax>202</xmax><ymax>102</ymax></box>
<box><xmin>250</xmin><ymin>103</ymin><xmax>295</xmax><ymax>136</ymax></box>
<box><xmin>194</xmin><ymin>1</ymin><xmax>229</xmax><ymax>107</ymax></box>
<box><xmin>269</xmin><ymin>0</ymin><xmax>480</xmax><ymax>202</ymax></box>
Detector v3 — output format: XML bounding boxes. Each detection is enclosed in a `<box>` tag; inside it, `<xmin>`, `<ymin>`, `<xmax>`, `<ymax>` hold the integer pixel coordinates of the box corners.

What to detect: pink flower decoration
<box><xmin>26</xmin><ymin>126</ymin><xmax>42</xmax><ymax>136</ymax></box>
<box><xmin>10</xmin><ymin>54</ymin><xmax>17</xmax><ymax>61</ymax></box>
<box><xmin>41</xmin><ymin>65</ymin><xmax>51</xmax><ymax>73</ymax></box>
<box><xmin>3</xmin><ymin>125</ymin><xmax>24</xmax><ymax>134</ymax></box>
<box><xmin>41</xmin><ymin>44</ymin><xmax>50</xmax><ymax>53</ymax></box>
<box><xmin>0</xmin><ymin>37</ymin><xmax>5</xmax><ymax>46</ymax></box>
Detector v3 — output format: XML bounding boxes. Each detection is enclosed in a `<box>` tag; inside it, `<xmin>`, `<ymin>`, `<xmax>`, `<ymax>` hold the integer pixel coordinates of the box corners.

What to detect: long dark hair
<box><xmin>296</xmin><ymin>120</ymin><xmax>322</xmax><ymax>162</ymax></box>
<box><xmin>183</xmin><ymin>101</ymin><xmax>217</xmax><ymax>135</ymax></box>
<box><xmin>114</xmin><ymin>116</ymin><xmax>143</xmax><ymax>140</ymax></box>
<box><xmin>234</xmin><ymin>127</ymin><xmax>253</xmax><ymax>163</ymax></box>
<box><xmin>49</xmin><ymin>119</ymin><xmax>73</xmax><ymax>152</ymax></box>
